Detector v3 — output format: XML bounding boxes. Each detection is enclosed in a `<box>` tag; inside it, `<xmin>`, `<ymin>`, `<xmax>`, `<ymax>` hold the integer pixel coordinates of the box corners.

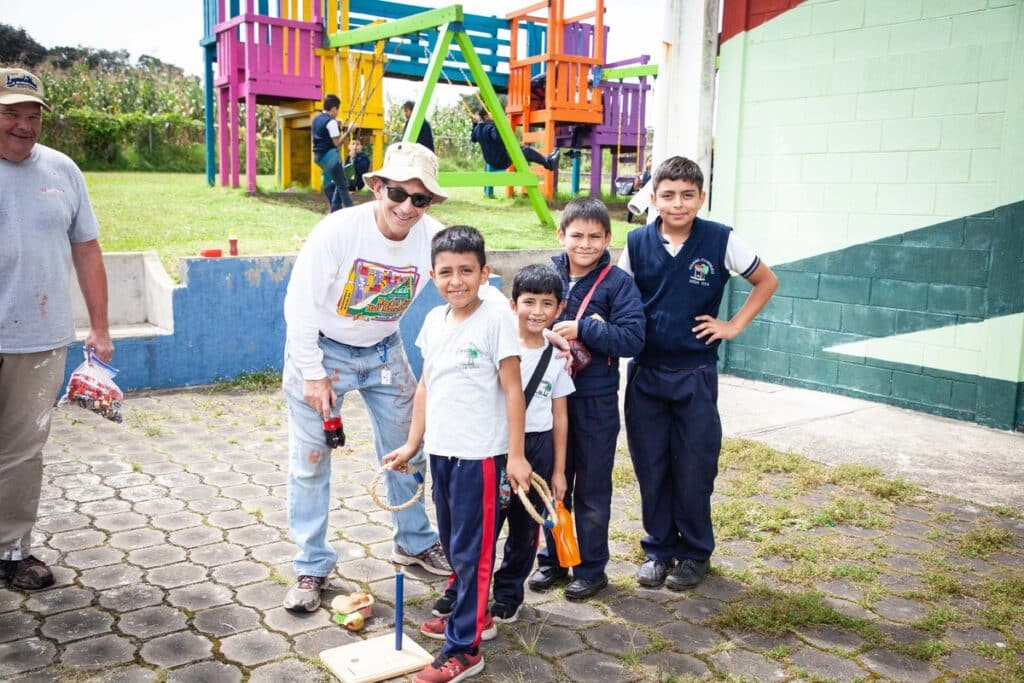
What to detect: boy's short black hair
<box><xmin>402</xmin><ymin>100</ymin><xmax>415</xmax><ymax>111</ymax></box>
<box><xmin>653</xmin><ymin>156</ymin><xmax>704</xmax><ymax>192</ymax></box>
<box><xmin>323</xmin><ymin>94</ymin><xmax>341</xmax><ymax>111</ymax></box>
<box><xmin>475</xmin><ymin>107</ymin><xmax>488</xmax><ymax>119</ymax></box>
<box><xmin>512</xmin><ymin>264</ymin><xmax>563</xmax><ymax>303</ymax></box>
<box><xmin>559</xmin><ymin>196</ymin><xmax>611</xmax><ymax>235</ymax></box>
<box><xmin>431</xmin><ymin>225</ymin><xmax>486</xmax><ymax>268</ymax></box>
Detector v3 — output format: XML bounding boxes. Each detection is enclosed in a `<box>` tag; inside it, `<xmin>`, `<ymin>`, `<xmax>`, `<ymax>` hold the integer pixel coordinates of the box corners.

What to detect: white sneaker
<box><xmin>282</xmin><ymin>575</ymin><xmax>328</xmax><ymax>612</ymax></box>
<box><xmin>391</xmin><ymin>541</ymin><xmax>452</xmax><ymax>576</ymax></box>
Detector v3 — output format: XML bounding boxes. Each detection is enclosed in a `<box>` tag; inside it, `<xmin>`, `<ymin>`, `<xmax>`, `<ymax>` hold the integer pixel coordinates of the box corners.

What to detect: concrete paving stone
<box><xmin>98</xmin><ymin>665</ymin><xmax>162</xmax><ymax>682</ymax></box>
<box><xmin>139</xmin><ymin>631</ymin><xmax>213</xmax><ymax>668</ymax></box>
<box><xmin>8</xmin><ymin>668</ymin><xmax>64</xmax><ymax>682</ymax></box>
<box><xmin>880</xmin><ymin>554</ymin><xmax>928</xmax><ymax>574</ymax></box>
<box><xmin>81</xmin><ymin>501</ymin><xmax>135</xmax><ymax>519</ymax></box>
<box><xmin>0</xmin><ymin>611</ymin><xmax>38</xmax><ymax>643</ymax></box>
<box><xmin>261</xmin><ymin>509</ymin><xmax>290</xmax><ymax>528</ymax></box>
<box><xmin>878</xmin><ymin>572</ymin><xmax>928</xmax><ymax>595</ymax></box>
<box><xmin>263</xmin><ymin>605</ymin><xmax>334</xmax><ymax>635</ymax></box>
<box><xmin>51</xmin><ymin>473</ymin><xmax>102</xmax><ymax>489</ymax></box>
<box><xmin>34</xmin><ymin>513</ymin><xmax>91</xmax><ymax>534</ymax></box>
<box><xmin>947</xmin><ymin>625</ymin><xmax>1007</xmax><ymax>646</ymax></box>
<box><xmin>139</xmin><ymin>461</ymin><xmax>185</xmax><ymax>475</ymax></box>
<box><xmin>330</xmin><ymin>540</ymin><xmax>368</xmax><ymax>564</ymax></box>
<box><xmin>120</xmin><ymin>484</ymin><xmax>171</xmax><ymax>503</ymax></box>
<box><xmin>872</xmin><ymin>595</ymin><xmax>931</xmax><ymax>622</ymax></box>
<box><xmin>220</xmin><ymin>483</ymin><xmax>271</xmax><ymax>501</ymax></box>
<box><xmin>133</xmin><ymin>497</ymin><xmax>184</xmax><ymax>516</ymax></box>
<box><xmin>40</xmin><ymin>607</ymin><xmax>113</xmax><ymax>643</ymax></box>
<box><xmin>946</xmin><ymin>555</ymin><xmax>997</xmax><ymax>573</ymax></box>
<box><xmin>819</xmin><ymin>579</ymin><xmax>867</xmax><ymax>602</ymax></box>
<box><xmin>64</xmin><ymin>485</ymin><xmax>115</xmax><ymax>503</ymax></box>
<box><xmin>187</xmin><ymin>497</ymin><xmax>240</xmax><ymax>514</ymax></box>
<box><xmin>253</xmin><ymin>541</ymin><xmax>304</xmax><ymax>566</ymax></box>
<box><xmin>672</xmin><ymin>595</ymin><xmax>726</xmax><ymax>623</ymax></box>
<box><xmin>118</xmin><ymin>606</ymin><xmax>188</xmax><ymax>638</ymax></box>
<box><xmin>150</xmin><ymin>511</ymin><xmax>204</xmax><ymax>532</ymax></box>
<box><xmin>485</xmin><ymin>651</ymin><xmax>560</xmax><ymax>682</ymax></box>
<box><xmin>179</xmin><ymin>459</ymin><xmax>230</xmax><ymax>475</ymax></box>
<box><xmin>0</xmin><ymin>638</ymin><xmax>56</xmax><ymax>677</ymax></box>
<box><xmin>168</xmin><ymin>484</ymin><xmax>220</xmax><ymax>500</ymax></box>
<box><xmin>797</xmin><ymin>624</ymin><xmax>867</xmax><ymax>652</ymax></box>
<box><xmin>328</xmin><ymin>508</ymin><xmax>371</xmax><ymax>528</ymax></box>
<box><xmin>893</xmin><ymin>505</ymin><xmax>935</xmax><ymax>522</ymax></box>
<box><xmin>44</xmin><ymin>461</ymin><xmax>89</xmax><ymax>477</ymax></box>
<box><xmin>695</xmin><ymin>575</ymin><xmax>748</xmax><ymax>602</ymax></box>
<box><xmin>821</xmin><ymin>596</ymin><xmax>878</xmax><ymax>622</ymax></box>
<box><xmin>986</xmin><ymin>551</ymin><xmax>1022</xmax><ymax>569</ymax></box>
<box><xmin>207</xmin><ymin>509</ymin><xmax>259</xmax><ymax>529</ymax></box>
<box><xmin>92</xmin><ymin>512</ymin><xmax>149</xmax><ymax>533</ymax></box>
<box><xmin>109</xmin><ymin>528</ymin><xmax>166</xmax><ymax>550</ymax></box>
<box><xmin>340</xmin><ymin>523</ymin><xmax>393</xmax><ymax>545</ymax></box>
<box><xmin>233</xmin><ymin>460</ymin><xmax>278</xmax><ymax>475</ymax></box>
<box><xmin>23</xmin><ymin>585</ymin><xmax>93</xmax><ymax>615</ymax></box>
<box><xmin>98</xmin><ymin>583</ymin><xmax>166</xmax><ymax>611</ymax></box>
<box><xmin>606</xmin><ymin>595</ymin><xmax>675</xmax><ymax>624</ymax></box>
<box><xmin>886</xmin><ymin>534</ymin><xmax>937</xmax><ymax>554</ymax></box>
<box><xmin>235</xmin><ymin>581</ymin><xmax>288</xmax><ymax>610</ymax></box>
<box><xmin>211</xmin><ymin>560</ymin><xmax>270</xmax><ymax>586</ymax></box>
<box><xmin>941</xmin><ymin>647</ymin><xmax>1002</xmax><ymax>673</ymax></box>
<box><xmin>0</xmin><ymin>588</ymin><xmax>25</xmax><ymax>613</ymax></box>
<box><xmin>104</xmin><ymin>472</ymin><xmax>154</xmax><ymax>488</ymax></box>
<box><xmin>248</xmin><ymin>658</ymin><xmax>327</xmax><ymax>683</ymax></box>
<box><xmin>790</xmin><ymin>647</ymin><xmax>869</xmax><ymax>681</ymax></box>
<box><xmin>583</xmin><ymin>622</ymin><xmax>651</xmax><ymax>655</ymax></box>
<box><xmin>510</xmin><ymin>622</ymin><xmax>585</xmax><ymax>659</ymax></box>
<box><xmin>190</xmin><ymin>542</ymin><xmax>246</xmax><ymax>568</ymax></box>
<box><xmin>204</xmin><ymin>471</ymin><xmax>248</xmax><ymax>487</ymax></box>
<box><xmin>89</xmin><ymin>461</ymin><xmax>134</xmax><ymax>476</ymax></box>
<box><xmin>192</xmin><ymin>604</ymin><xmax>261</xmax><ymax>637</ymax></box>
<box><xmin>158</xmin><ymin>471</ymin><xmax>203</xmax><ymax>487</ymax></box>
<box><xmin>660</xmin><ymin>620</ymin><xmax>722</xmax><ymax>653</ymax></box>
<box><xmin>167</xmin><ymin>583</ymin><xmax>233</xmax><ymax>611</ymax></box>
<box><xmin>167</xmin><ymin>660</ymin><xmax>243</xmax><ymax>683</ymax></box>
<box><xmin>218</xmin><ymin>630</ymin><xmax>290</xmax><ymax>666</ymax></box>
<box><xmin>35</xmin><ymin>499</ymin><xmax>76</xmax><ymax>516</ymax></box>
<box><xmin>128</xmin><ymin>544</ymin><xmax>187</xmax><ymax>568</ymax></box>
<box><xmin>724</xmin><ymin>629</ymin><xmax>802</xmax><ymax>651</ymax></box>
<box><xmin>251</xmin><ymin>471</ymin><xmax>287</xmax><ymax>487</ymax></box>
<box><xmin>874</xmin><ymin>622</ymin><xmax>934</xmax><ymax>646</ymax></box>
<box><xmin>226</xmin><ymin>524</ymin><xmax>282</xmax><ymax>547</ymax></box>
<box><xmin>45</xmin><ymin>528</ymin><xmax>106</xmax><ymax>552</ymax></box>
<box><xmin>710</xmin><ymin>648</ymin><xmax>786</xmax><ymax>681</ymax></box>
<box><xmin>59</xmin><ymin>634</ymin><xmax>136</xmax><ymax>671</ymax></box>
<box><xmin>79</xmin><ymin>563</ymin><xmax>144</xmax><ymax>591</ymax></box>
<box><xmin>561</xmin><ymin>650</ymin><xmax>632</xmax><ymax>682</ymax></box>
<box><xmin>640</xmin><ymin>650</ymin><xmax>709</xmax><ymax>679</ymax></box>
<box><xmin>168</xmin><ymin>525</ymin><xmax>223</xmax><ymax>549</ymax></box>
<box><xmin>859</xmin><ymin>647</ymin><xmax>941</xmax><ymax>682</ymax></box>
<box><xmin>531</xmin><ymin>597</ymin><xmax>605</xmax><ymax>628</ymax></box>
<box><xmin>147</xmin><ymin>562</ymin><xmax>208</xmax><ymax>588</ymax></box>
<box><xmin>292</xmin><ymin>627</ymin><xmax>360</xmax><ymax>659</ymax></box>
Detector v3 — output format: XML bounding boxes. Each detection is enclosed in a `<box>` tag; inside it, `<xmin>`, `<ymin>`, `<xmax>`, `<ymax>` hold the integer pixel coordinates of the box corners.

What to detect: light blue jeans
<box><xmin>284</xmin><ymin>332</ymin><xmax>437</xmax><ymax>577</ymax></box>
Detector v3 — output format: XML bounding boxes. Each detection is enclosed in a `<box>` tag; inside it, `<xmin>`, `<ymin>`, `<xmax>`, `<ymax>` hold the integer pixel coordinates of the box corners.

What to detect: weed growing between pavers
<box><xmin>957</xmin><ymin>524</ymin><xmax>1015</xmax><ymax>558</ymax></box>
<box><xmin>214</xmin><ymin>369</ymin><xmax>283</xmax><ymax>393</ymax></box>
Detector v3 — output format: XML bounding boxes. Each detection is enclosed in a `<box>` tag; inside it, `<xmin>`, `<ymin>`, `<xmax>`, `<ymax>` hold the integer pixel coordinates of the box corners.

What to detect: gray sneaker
<box><xmin>391</xmin><ymin>541</ymin><xmax>451</xmax><ymax>576</ymax></box>
<box><xmin>283</xmin><ymin>575</ymin><xmax>328</xmax><ymax>612</ymax></box>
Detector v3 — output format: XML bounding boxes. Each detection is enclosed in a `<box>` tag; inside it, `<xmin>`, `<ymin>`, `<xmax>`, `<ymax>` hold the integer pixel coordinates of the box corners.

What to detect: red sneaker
<box><xmin>419</xmin><ymin>614</ymin><xmax>497</xmax><ymax>641</ymax></box>
<box><xmin>413</xmin><ymin>651</ymin><xmax>484</xmax><ymax>683</ymax></box>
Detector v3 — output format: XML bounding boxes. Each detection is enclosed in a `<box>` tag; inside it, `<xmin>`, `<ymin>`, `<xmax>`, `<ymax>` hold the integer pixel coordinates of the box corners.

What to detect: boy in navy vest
<box><xmin>528</xmin><ymin>197</ymin><xmax>645</xmax><ymax>601</ymax></box>
<box><xmin>312</xmin><ymin>94</ymin><xmax>353</xmax><ymax>213</ymax></box>
<box><xmin>620</xmin><ymin>156</ymin><xmax>778</xmax><ymax>590</ymax></box>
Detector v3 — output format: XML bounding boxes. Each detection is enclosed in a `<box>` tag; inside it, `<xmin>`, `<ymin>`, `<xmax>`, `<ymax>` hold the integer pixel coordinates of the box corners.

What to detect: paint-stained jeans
<box><xmin>283</xmin><ymin>332</ymin><xmax>437</xmax><ymax>577</ymax></box>
<box><xmin>0</xmin><ymin>348</ymin><xmax>67</xmax><ymax>560</ymax></box>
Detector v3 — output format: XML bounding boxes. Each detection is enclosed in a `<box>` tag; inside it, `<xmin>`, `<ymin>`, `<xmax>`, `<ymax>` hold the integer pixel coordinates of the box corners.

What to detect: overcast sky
<box><xmin>5</xmin><ymin>0</ymin><xmax>660</xmax><ymax>107</ymax></box>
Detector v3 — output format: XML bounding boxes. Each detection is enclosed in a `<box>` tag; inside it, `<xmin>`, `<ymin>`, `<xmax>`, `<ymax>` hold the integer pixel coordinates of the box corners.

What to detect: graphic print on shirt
<box><xmin>688</xmin><ymin>258</ymin><xmax>715</xmax><ymax>287</ymax></box>
<box><xmin>458</xmin><ymin>343</ymin><xmax>481</xmax><ymax>369</ymax></box>
<box><xmin>336</xmin><ymin>258</ymin><xmax>419</xmax><ymax>321</ymax></box>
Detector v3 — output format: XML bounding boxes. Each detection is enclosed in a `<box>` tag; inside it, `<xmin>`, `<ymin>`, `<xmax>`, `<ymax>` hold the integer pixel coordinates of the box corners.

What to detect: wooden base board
<box><xmin>320</xmin><ymin>633</ymin><xmax>433</xmax><ymax>683</ymax></box>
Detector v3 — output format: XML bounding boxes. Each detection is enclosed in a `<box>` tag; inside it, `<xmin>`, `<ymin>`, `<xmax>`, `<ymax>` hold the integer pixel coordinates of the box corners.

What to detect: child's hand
<box><xmin>543</xmin><ymin>329</ymin><xmax>573</xmax><ymax>373</ymax></box>
<box><xmin>693</xmin><ymin>315</ymin><xmax>740</xmax><ymax>344</ymax></box>
<box><xmin>382</xmin><ymin>444</ymin><xmax>417</xmax><ymax>471</ymax></box>
<box><xmin>506</xmin><ymin>457</ymin><xmax>533</xmax><ymax>495</ymax></box>
<box><xmin>551</xmin><ymin>320</ymin><xmax>579</xmax><ymax>341</ymax></box>
<box><xmin>550</xmin><ymin>471</ymin><xmax>568</xmax><ymax>502</ymax></box>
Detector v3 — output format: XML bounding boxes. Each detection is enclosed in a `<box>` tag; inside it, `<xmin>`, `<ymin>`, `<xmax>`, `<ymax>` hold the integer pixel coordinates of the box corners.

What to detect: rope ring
<box><xmin>515</xmin><ymin>472</ymin><xmax>558</xmax><ymax>529</ymax></box>
<box><xmin>369</xmin><ymin>467</ymin><xmax>424</xmax><ymax>512</ymax></box>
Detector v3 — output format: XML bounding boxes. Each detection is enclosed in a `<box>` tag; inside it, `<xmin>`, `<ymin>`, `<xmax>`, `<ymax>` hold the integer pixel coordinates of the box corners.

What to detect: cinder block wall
<box><xmin>712</xmin><ymin>0</ymin><xmax>1024</xmax><ymax>429</ymax></box>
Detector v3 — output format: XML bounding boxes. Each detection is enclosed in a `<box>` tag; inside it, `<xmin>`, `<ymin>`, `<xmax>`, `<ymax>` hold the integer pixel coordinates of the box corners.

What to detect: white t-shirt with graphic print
<box><xmin>520</xmin><ymin>342</ymin><xmax>575</xmax><ymax>433</ymax></box>
<box><xmin>416</xmin><ymin>299</ymin><xmax>520</xmax><ymax>460</ymax></box>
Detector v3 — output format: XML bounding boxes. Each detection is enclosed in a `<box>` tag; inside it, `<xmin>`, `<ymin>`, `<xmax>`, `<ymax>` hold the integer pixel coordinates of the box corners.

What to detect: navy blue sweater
<box><xmin>312</xmin><ymin>111</ymin><xmax>336</xmax><ymax>161</ymax></box>
<box><xmin>626</xmin><ymin>217</ymin><xmax>734</xmax><ymax>367</ymax></box>
<box><xmin>472</xmin><ymin>121</ymin><xmax>512</xmax><ymax>169</ymax></box>
<box><xmin>550</xmin><ymin>251</ymin><xmax>645</xmax><ymax>397</ymax></box>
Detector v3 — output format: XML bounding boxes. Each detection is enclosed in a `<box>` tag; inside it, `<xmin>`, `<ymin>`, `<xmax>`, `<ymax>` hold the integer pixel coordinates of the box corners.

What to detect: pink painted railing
<box><xmin>214</xmin><ymin>13</ymin><xmax>321</xmax><ymax>99</ymax></box>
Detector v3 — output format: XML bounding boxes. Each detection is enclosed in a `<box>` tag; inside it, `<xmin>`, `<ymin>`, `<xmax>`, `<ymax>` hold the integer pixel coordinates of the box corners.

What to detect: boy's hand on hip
<box><xmin>303</xmin><ymin>378</ymin><xmax>336</xmax><ymax>418</ymax></box>
<box><xmin>506</xmin><ymin>457</ymin><xmax>533</xmax><ymax>495</ymax></box>
<box><xmin>693</xmin><ymin>315</ymin><xmax>740</xmax><ymax>344</ymax></box>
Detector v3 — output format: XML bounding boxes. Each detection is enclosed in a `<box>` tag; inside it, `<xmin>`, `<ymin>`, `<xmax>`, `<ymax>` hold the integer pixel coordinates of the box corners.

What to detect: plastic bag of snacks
<box><xmin>59</xmin><ymin>348</ymin><xmax>124</xmax><ymax>423</ymax></box>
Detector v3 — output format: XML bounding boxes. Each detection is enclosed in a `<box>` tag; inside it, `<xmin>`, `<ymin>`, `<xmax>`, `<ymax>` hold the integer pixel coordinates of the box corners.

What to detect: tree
<box><xmin>0</xmin><ymin>24</ymin><xmax>47</xmax><ymax>67</ymax></box>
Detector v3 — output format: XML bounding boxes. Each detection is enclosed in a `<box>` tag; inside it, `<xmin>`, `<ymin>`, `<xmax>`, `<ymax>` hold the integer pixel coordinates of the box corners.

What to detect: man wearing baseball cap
<box><xmin>281</xmin><ymin>142</ymin><xmax>451</xmax><ymax>611</ymax></box>
<box><xmin>0</xmin><ymin>68</ymin><xmax>113</xmax><ymax>590</ymax></box>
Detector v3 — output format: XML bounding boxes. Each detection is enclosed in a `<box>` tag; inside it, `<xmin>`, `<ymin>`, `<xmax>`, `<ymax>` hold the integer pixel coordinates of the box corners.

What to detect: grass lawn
<box><xmin>85</xmin><ymin>172</ymin><xmax>635</xmax><ymax>278</ymax></box>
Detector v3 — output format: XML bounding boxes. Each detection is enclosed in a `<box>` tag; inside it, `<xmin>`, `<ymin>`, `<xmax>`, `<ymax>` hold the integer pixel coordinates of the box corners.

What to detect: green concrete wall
<box><xmin>713</xmin><ymin>0</ymin><xmax>1024</xmax><ymax>430</ymax></box>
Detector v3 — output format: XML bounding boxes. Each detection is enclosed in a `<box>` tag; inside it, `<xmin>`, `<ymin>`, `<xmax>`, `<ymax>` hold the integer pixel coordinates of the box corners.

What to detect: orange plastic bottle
<box><xmin>553</xmin><ymin>500</ymin><xmax>581</xmax><ymax>567</ymax></box>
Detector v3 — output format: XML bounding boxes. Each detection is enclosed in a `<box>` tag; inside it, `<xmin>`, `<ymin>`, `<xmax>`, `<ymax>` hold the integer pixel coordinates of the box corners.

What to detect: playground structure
<box><xmin>200</xmin><ymin>0</ymin><xmax>654</xmax><ymax>218</ymax></box>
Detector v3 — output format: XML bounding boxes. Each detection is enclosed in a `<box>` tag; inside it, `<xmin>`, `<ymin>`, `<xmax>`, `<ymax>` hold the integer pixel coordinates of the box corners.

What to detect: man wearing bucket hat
<box><xmin>281</xmin><ymin>141</ymin><xmax>452</xmax><ymax>611</ymax></box>
<box><xmin>0</xmin><ymin>68</ymin><xmax>113</xmax><ymax>590</ymax></box>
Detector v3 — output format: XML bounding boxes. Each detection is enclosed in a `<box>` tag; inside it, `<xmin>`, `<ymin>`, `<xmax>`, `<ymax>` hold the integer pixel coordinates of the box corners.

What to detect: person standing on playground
<box><xmin>312</xmin><ymin>94</ymin><xmax>354</xmax><ymax>213</ymax></box>
<box><xmin>402</xmin><ymin>100</ymin><xmax>434</xmax><ymax>152</ymax></box>
<box><xmin>0</xmin><ymin>67</ymin><xmax>113</xmax><ymax>590</ymax></box>
<box><xmin>282</xmin><ymin>142</ymin><xmax>452</xmax><ymax>612</ymax></box>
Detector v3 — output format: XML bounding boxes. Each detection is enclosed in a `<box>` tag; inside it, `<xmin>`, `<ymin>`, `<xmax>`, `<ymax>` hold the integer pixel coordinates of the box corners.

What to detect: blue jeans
<box><xmin>284</xmin><ymin>332</ymin><xmax>438</xmax><ymax>577</ymax></box>
<box><xmin>315</xmin><ymin>148</ymin><xmax>353</xmax><ymax>212</ymax></box>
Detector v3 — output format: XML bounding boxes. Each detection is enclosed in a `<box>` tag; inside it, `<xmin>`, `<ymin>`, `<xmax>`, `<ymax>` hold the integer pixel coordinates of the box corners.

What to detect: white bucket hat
<box><xmin>363</xmin><ymin>141</ymin><xmax>448</xmax><ymax>204</ymax></box>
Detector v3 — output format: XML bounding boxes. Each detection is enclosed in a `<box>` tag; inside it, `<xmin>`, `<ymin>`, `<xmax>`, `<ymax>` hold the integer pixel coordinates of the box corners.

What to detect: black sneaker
<box><xmin>637</xmin><ymin>558</ymin><xmax>674</xmax><ymax>588</ymax></box>
<box><xmin>545</xmin><ymin>149</ymin><xmax>561</xmax><ymax>172</ymax></box>
<box><xmin>491</xmin><ymin>601</ymin><xmax>520</xmax><ymax>624</ymax></box>
<box><xmin>432</xmin><ymin>588</ymin><xmax>457</xmax><ymax>617</ymax></box>
<box><xmin>666</xmin><ymin>559</ymin><xmax>710</xmax><ymax>591</ymax></box>
<box><xmin>527</xmin><ymin>565</ymin><xmax>569</xmax><ymax>591</ymax></box>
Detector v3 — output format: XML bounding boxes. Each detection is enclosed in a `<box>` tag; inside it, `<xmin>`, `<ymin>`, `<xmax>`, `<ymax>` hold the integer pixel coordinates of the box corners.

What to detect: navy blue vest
<box><xmin>627</xmin><ymin>216</ymin><xmax>732</xmax><ymax>367</ymax></box>
<box><xmin>312</xmin><ymin>111</ymin><xmax>335</xmax><ymax>160</ymax></box>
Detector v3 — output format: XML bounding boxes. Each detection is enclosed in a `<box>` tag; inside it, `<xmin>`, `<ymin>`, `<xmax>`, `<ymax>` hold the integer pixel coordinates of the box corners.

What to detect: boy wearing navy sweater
<box><xmin>620</xmin><ymin>156</ymin><xmax>778</xmax><ymax>590</ymax></box>
<box><xmin>528</xmin><ymin>197</ymin><xmax>645</xmax><ymax>601</ymax></box>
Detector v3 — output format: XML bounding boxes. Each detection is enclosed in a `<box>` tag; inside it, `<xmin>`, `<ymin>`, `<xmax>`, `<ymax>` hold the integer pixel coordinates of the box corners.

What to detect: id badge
<box><xmin>380</xmin><ymin>368</ymin><xmax>392</xmax><ymax>385</ymax></box>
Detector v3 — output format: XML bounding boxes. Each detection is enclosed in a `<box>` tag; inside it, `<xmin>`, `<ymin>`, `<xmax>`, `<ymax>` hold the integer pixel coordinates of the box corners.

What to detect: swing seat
<box><xmin>614</xmin><ymin>175</ymin><xmax>638</xmax><ymax>196</ymax></box>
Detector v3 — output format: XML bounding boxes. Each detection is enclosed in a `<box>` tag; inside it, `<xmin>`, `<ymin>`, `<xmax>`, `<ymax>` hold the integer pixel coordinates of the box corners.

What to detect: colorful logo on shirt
<box><xmin>336</xmin><ymin>259</ymin><xmax>419</xmax><ymax>321</ymax></box>
<box><xmin>535</xmin><ymin>378</ymin><xmax>553</xmax><ymax>398</ymax></box>
<box><xmin>688</xmin><ymin>258</ymin><xmax>715</xmax><ymax>287</ymax></box>
<box><xmin>457</xmin><ymin>343</ymin><xmax>481</xmax><ymax>369</ymax></box>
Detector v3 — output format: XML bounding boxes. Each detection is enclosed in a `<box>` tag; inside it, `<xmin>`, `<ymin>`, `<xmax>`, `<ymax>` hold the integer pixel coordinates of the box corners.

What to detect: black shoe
<box><xmin>637</xmin><ymin>558</ymin><xmax>674</xmax><ymax>588</ymax></box>
<box><xmin>491</xmin><ymin>601</ymin><xmax>520</xmax><ymax>624</ymax></box>
<box><xmin>527</xmin><ymin>566</ymin><xmax>569</xmax><ymax>591</ymax></box>
<box><xmin>666</xmin><ymin>559</ymin><xmax>710</xmax><ymax>591</ymax></box>
<box><xmin>432</xmin><ymin>588</ymin><xmax>457</xmax><ymax>617</ymax></box>
<box><xmin>545</xmin><ymin>149</ymin><xmax>561</xmax><ymax>172</ymax></box>
<box><xmin>565</xmin><ymin>575</ymin><xmax>608</xmax><ymax>601</ymax></box>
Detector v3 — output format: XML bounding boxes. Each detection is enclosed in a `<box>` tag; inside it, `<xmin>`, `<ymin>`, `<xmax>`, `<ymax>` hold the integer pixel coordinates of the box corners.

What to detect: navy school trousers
<box><xmin>536</xmin><ymin>394</ymin><xmax>619</xmax><ymax>581</ymax></box>
<box><xmin>492</xmin><ymin>431</ymin><xmax>554</xmax><ymax>608</ymax></box>
<box><xmin>624</xmin><ymin>361</ymin><xmax>722</xmax><ymax>562</ymax></box>
<box><xmin>431</xmin><ymin>453</ymin><xmax>504</xmax><ymax>657</ymax></box>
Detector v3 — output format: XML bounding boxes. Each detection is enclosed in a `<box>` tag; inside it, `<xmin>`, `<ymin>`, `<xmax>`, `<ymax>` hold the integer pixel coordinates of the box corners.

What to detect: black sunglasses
<box><xmin>384</xmin><ymin>185</ymin><xmax>433</xmax><ymax>208</ymax></box>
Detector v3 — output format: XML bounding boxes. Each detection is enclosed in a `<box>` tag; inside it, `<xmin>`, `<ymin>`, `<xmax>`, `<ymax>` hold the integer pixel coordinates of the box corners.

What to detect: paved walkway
<box><xmin>0</xmin><ymin>378</ymin><xmax>1021</xmax><ymax>682</ymax></box>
